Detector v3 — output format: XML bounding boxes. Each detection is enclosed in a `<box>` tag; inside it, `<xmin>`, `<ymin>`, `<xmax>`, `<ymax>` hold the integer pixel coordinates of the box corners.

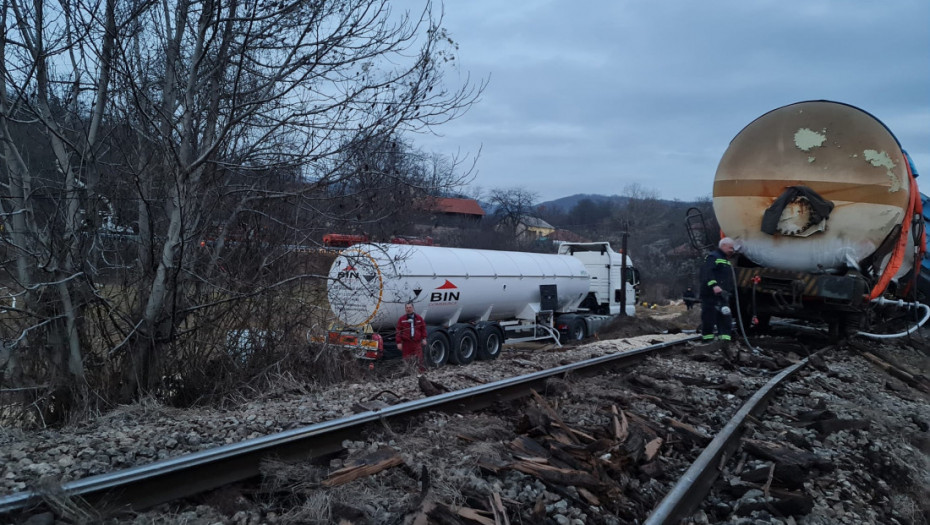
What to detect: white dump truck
<box><xmin>322</xmin><ymin>241</ymin><xmax>640</xmax><ymax>367</ymax></box>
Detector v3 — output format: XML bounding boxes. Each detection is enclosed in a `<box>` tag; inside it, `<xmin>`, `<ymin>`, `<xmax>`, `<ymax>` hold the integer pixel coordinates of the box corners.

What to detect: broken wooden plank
<box><xmin>664</xmin><ymin>417</ymin><xmax>712</xmax><ymax>445</ymax></box>
<box><xmin>489</xmin><ymin>492</ymin><xmax>510</xmax><ymax>525</ymax></box>
<box><xmin>551</xmin><ymin>421</ymin><xmax>596</xmax><ymax>442</ymax></box>
<box><xmin>857</xmin><ymin>350</ymin><xmax>930</xmax><ymax>393</ymax></box>
<box><xmin>418</xmin><ymin>375</ymin><xmax>448</xmax><ymax>397</ymax></box>
<box><xmin>509</xmin><ymin>435</ymin><xmax>551</xmax><ymax>459</ymax></box>
<box><xmin>322</xmin><ymin>448</ymin><xmax>404</xmax><ymax>487</ymax></box>
<box><xmin>624</xmin><ymin>410</ymin><xmax>663</xmax><ymax>438</ymax></box>
<box><xmin>577</xmin><ymin>487</ymin><xmax>601</xmax><ymax>506</ymax></box>
<box><xmin>742</xmin><ymin>439</ymin><xmax>832</xmax><ymax>475</ymax></box>
<box><xmin>455</xmin><ymin>506</ymin><xmax>495</xmax><ymax>525</ymax></box>
<box><xmin>811</xmin><ymin>417</ymin><xmax>870</xmax><ymax>436</ymax></box>
<box><xmin>459</xmin><ymin>372</ymin><xmax>488</xmax><ymax>384</ymax></box>
<box><xmin>510</xmin><ymin>460</ymin><xmax>603</xmax><ymax>489</ymax></box>
<box><xmin>530</xmin><ymin>390</ymin><xmax>581</xmax><ymax>445</ymax></box>
<box><xmin>611</xmin><ymin>405</ymin><xmax>629</xmax><ymax>442</ymax></box>
<box><xmin>643</xmin><ymin>437</ymin><xmax>663</xmax><ymax>461</ymax></box>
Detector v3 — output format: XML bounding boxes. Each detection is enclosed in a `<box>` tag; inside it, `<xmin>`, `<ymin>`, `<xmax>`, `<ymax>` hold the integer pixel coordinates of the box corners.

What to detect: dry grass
<box><xmin>34</xmin><ymin>478</ymin><xmax>100</xmax><ymax>523</ymax></box>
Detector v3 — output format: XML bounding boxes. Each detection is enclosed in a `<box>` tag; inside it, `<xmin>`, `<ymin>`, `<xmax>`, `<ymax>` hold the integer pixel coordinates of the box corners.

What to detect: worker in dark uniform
<box><xmin>396</xmin><ymin>302</ymin><xmax>427</xmax><ymax>370</ymax></box>
<box><xmin>700</xmin><ymin>237</ymin><xmax>737</xmax><ymax>345</ymax></box>
<box><xmin>682</xmin><ymin>286</ymin><xmax>697</xmax><ymax>311</ymax></box>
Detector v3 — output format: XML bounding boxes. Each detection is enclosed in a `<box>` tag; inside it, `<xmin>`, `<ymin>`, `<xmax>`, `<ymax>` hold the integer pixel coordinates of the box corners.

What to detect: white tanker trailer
<box><xmin>322</xmin><ymin>242</ymin><xmax>639</xmax><ymax>366</ymax></box>
<box><xmin>705</xmin><ymin>100</ymin><xmax>927</xmax><ymax>337</ymax></box>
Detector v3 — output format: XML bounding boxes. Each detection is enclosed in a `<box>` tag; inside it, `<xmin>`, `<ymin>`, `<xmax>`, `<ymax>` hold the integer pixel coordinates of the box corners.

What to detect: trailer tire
<box><xmin>565</xmin><ymin>318</ymin><xmax>586</xmax><ymax>343</ymax></box>
<box><xmin>449</xmin><ymin>326</ymin><xmax>478</xmax><ymax>365</ymax></box>
<box><xmin>477</xmin><ymin>324</ymin><xmax>504</xmax><ymax>360</ymax></box>
<box><xmin>424</xmin><ymin>330</ymin><xmax>450</xmax><ymax>368</ymax></box>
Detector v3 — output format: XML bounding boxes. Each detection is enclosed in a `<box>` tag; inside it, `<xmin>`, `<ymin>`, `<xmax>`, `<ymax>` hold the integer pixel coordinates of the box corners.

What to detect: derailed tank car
<box><xmin>711</xmin><ymin>100</ymin><xmax>927</xmax><ymax>336</ymax></box>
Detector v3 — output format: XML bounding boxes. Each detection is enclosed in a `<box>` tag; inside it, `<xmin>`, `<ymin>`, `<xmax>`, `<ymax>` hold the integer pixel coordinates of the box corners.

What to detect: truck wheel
<box><xmin>424</xmin><ymin>330</ymin><xmax>450</xmax><ymax>367</ymax></box>
<box><xmin>567</xmin><ymin>318</ymin><xmax>586</xmax><ymax>342</ymax></box>
<box><xmin>477</xmin><ymin>324</ymin><xmax>503</xmax><ymax>360</ymax></box>
<box><xmin>449</xmin><ymin>326</ymin><xmax>478</xmax><ymax>365</ymax></box>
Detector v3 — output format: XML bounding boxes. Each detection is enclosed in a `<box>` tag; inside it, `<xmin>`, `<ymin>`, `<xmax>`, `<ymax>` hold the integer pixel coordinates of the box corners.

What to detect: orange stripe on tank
<box><xmin>713</xmin><ymin>180</ymin><xmax>908</xmax><ymax>208</ymax></box>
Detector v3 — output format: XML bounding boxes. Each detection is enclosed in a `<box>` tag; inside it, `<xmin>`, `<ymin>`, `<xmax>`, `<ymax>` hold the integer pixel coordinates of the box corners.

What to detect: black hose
<box><xmin>729</xmin><ymin>263</ymin><xmax>761</xmax><ymax>353</ymax></box>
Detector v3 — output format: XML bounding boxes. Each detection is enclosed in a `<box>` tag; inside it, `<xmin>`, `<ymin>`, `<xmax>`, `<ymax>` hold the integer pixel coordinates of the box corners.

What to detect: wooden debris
<box><xmin>742</xmin><ymin>439</ymin><xmax>832</xmax><ymax>481</ymax></box>
<box><xmin>855</xmin><ymin>348</ymin><xmax>930</xmax><ymax>393</ymax></box>
<box><xmin>810</xmin><ymin>417</ymin><xmax>870</xmax><ymax>436</ymax></box>
<box><xmin>611</xmin><ymin>405</ymin><xmax>629</xmax><ymax>442</ymax></box>
<box><xmin>456</xmin><ymin>506</ymin><xmax>495</xmax><ymax>525</ymax></box>
<box><xmin>509</xmin><ymin>435</ymin><xmax>551</xmax><ymax>460</ymax></box>
<box><xmin>791</xmin><ymin>408</ymin><xmax>871</xmax><ymax>436</ymax></box>
<box><xmin>529</xmin><ymin>496</ymin><xmax>546</xmax><ymax>523</ymax></box>
<box><xmin>322</xmin><ymin>447</ymin><xmax>404</xmax><ymax>487</ymax></box>
<box><xmin>418</xmin><ymin>375</ymin><xmax>450</xmax><ymax>397</ymax></box>
<box><xmin>489</xmin><ymin>492</ymin><xmax>510</xmax><ymax>525</ymax></box>
<box><xmin>624</xmin><ymin>410</ymin><xmax>663</xmax><ymax>438</ymax></box>
<box><xmin>511</xmin><ymin>460</ymin><xmax>603</xmax><ymax>489</ymax></box>
<box><xmin>643</xmin><ymin>437</ymin><xmax>663</xmax><ymax>461</ymax></box>
<box><xmin>459</xmin><ymin>373</ymin><xmax>488</xmax><ymax>384</ymax></box>
<box><xmin>530</xmin><ymin>390</ymin><xmax>580</xmax><ymax>444</ymax></box>
<box><xmin>664</xmin><ymin>417</ymin><xmax>712</xmax><ymax>445</ymax></box>
<box><xmin>577</xmin><ymin>487</ymin><xmax>601</xmax><ymax>506</ymax></box>
<box><xmin>583</xmin><ymin>437</ymin><xmax>615</xmax><ymax>454</ymax></box>
<box><xmin>552</xmin><ymin>421</ymin><xmax>596</xmax><ymax>442</ymax></box>
<box><xmin>639</xmin><ymin>460</ymin><xmax>664</xmax><ymax>479</ymax></box>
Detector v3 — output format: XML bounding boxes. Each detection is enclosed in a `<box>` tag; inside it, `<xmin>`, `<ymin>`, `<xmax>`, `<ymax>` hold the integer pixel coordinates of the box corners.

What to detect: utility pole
<box><xmin>620</xmin><ymin>231</ymin><xmax>629</xmax><ymax>317</ymax></box>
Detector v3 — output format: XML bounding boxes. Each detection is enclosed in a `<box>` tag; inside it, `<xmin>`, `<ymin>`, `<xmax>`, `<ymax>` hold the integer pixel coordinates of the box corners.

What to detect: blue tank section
<box><xmin>921</xmin><ymin>193</ymin><xmax>930</xmax><ymax>299</ymax></box>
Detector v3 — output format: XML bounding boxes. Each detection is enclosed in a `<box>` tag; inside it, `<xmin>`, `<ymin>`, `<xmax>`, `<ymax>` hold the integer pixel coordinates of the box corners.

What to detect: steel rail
<box><xmin>645</xmin><ymin>350</ymin><xmax>819</xmax><ymax>525</ymax></box>
<box><xmin>0</xmin><ymin>335</ymin><xmax>698</xmax><ymax>516</ymax></box>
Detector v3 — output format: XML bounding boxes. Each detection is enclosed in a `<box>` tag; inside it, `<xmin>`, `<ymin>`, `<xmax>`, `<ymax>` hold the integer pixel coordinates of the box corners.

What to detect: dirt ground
<box><xmin>597</xmin><ymin>303</ymin><xmax>701</xmax><ymax>339</ymax></box>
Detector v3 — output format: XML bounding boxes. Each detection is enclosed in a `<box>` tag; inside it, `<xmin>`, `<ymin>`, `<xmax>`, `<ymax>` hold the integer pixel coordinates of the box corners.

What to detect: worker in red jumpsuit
<box><xmin>396</xmin><ymin>302</ymin><xmax>427</xmax><ymax>370</ymax></box>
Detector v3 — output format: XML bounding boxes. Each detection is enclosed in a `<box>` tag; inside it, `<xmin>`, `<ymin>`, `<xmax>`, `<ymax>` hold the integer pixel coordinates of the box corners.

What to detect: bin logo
<box><xmin>430</xmin><ymin>280</ymin><xmax>460</xmax><ymax>303</ymax></box>
<box><xmin>337</xmin><ymin>264</ymin><xmax>358</xmax><ymax>281</ymax></box>
<box><xmin>336</xmin><ymin>263</ymin><xmax>375</xmax><ymax>283</ymax></box>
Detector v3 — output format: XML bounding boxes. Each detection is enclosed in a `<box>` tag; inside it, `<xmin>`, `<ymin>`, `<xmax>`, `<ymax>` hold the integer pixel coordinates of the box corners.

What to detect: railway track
<box><xmin>0</xmin><ymin>336</ymin><xmax>696</xmax><ymax>518</ymax></box>
<box><xmin>2</xmin><ymin>323</ymin><xmax>928</xmax><ymax>524</ymax></box>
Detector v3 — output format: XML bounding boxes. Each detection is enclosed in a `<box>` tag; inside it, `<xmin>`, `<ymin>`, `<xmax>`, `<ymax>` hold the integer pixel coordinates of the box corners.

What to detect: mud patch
<box><xmin>597</xmin><ymin>306</ymin><xmax>702</xmax><ymax>339</ymax></box>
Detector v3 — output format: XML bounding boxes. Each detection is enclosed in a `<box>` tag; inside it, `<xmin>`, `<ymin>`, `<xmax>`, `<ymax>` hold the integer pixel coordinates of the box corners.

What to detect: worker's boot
<box><xmin>698</xmin><ymin>337</ymin><xmax>719</xmax><ymax>352</ymax></box>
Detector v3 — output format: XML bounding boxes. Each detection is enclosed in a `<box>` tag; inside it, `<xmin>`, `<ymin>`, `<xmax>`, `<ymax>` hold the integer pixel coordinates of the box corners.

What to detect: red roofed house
<box><xmin>423</xmin><ymin>197</ymin><xmax>486</xmax><ymax>226</ymax></box>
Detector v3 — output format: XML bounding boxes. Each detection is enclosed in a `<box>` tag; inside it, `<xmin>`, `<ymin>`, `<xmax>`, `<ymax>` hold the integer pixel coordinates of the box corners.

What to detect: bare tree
<box><xmin>0</xmin><ymin>0</ymin><xmax>123</xmax><ymax>414</ymax></box>
<box><xmin>488</xmin><ymin>187</ymin><xmax>539</xmax><ymax>244</ymax></box>
<box><xmin>0</xmin><ymin>0</ymin><xmax>483</xmax><ymax>420</ymax></box>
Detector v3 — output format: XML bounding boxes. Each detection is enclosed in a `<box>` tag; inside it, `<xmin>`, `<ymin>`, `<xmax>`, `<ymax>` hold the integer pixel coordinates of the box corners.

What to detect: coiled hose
<box><xmin>856</xmin><ymin>297</ymin><xmax>930</xmax><ymax>339</ymax></box>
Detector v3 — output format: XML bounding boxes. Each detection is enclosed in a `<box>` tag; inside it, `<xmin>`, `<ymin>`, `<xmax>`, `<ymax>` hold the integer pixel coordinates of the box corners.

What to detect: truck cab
<box><xmin>557</xmin><ymin>242</ymin><xmax>639</xmax><ymax>316</ymax></box>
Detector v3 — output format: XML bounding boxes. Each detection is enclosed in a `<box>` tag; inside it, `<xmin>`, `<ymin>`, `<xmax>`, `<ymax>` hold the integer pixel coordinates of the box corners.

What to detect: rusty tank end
<box><xmin>714</xmin><ymin>100</ymin><xmax>912</xmax><ymax>275</ymax></box>
<box><xmin>711</xmin><ymin>100</ymin><xmax>925</xmax><ymax>337</ymax></box>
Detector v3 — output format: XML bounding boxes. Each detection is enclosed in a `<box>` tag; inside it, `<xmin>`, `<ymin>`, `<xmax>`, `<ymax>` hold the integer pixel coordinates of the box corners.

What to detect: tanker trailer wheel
<box><xmin>449</xmin><ymin>325</ymin><xmax>478</xmax><ymax>365</ymax></box>
<box><xmin>424</xmin><ymin>330</ymin><xmax>450</xmax><ymax>368</ymax></box>
<box><xmin>561</xmin><ymin>318</ymin><xmax>586</xmax><ymax>344</ymax></box>
<box><xmin>476</xmin><ymin>323</ymin><xmax>504</xmax><ymax>360</ymax></box>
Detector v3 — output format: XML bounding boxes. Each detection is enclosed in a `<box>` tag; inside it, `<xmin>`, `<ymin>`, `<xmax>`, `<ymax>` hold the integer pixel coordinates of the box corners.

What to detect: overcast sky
<box><xmin>403</xmin><ymin>0</ymin><xmax>930</xmax><ymax>204</ymax></box>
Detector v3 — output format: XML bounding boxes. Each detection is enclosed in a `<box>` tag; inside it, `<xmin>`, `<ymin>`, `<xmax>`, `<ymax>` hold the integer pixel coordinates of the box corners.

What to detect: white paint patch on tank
<box><xmin>327</xmin><ymin>243</ymin><xmax>591</xmax><ymax>330</ymax></box>
<box><xmin>863</xmin><ymin>150</ymin><xmax>901</xmax><ymax>191</ymax></box>
<box><xmin>794</xmin><ymin>128</ymin><xmax>826</xmax><ymax>151</ymax></box>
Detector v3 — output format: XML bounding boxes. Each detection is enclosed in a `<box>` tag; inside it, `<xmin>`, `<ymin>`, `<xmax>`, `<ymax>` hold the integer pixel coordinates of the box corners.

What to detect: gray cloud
<box><xmin>407</xmin><ymin>0</ymin><xmax>930</xmax><ymax>201</ymax></box>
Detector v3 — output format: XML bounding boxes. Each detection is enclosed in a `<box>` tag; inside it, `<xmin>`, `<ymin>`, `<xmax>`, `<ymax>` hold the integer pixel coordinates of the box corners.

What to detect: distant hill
<box><xmin>536</xmin><ymin>193</ymin><xmax>700</xmax><ymax>213</ymax></box>
<box><xmin>536</xmin><ymin>194</ymin><xmax>629</xmax><ymax>213</ymax></box>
